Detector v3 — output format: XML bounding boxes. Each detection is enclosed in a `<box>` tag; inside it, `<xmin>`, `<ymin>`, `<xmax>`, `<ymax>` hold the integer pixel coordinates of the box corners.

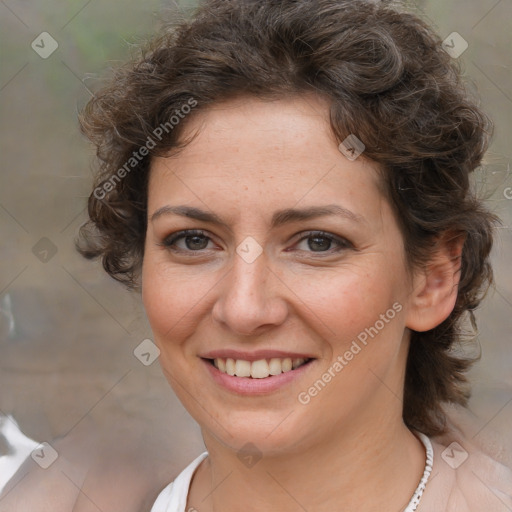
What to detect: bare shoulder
<box><xmin>0</xmin><ymin>431</ymin><xmax>175</xmax><ymax>512</ymax></box>
<box><xmin>0</xmin><ymin>413</ymin><xmax>199</xmax><ymax>512</ymax></box>
<box><xmin>0</xmin><ymin>454</ymin><xmax>167</xmax><ymax>512</ymax></box>
<box><xmin>0</xmin><ymin>458</ymin><xmax>80</xmax><ymax>512</ymax></box>
<box><xmin>420</xmin><ymin>436</ymin><xmax>512</xmax><ymax>512</ymax></box>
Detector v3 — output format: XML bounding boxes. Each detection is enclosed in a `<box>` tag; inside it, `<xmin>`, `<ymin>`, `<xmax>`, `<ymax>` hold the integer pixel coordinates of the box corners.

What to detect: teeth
<box><xmin>212</xmin><ymin>357</ymin><xmax>308</xmax><ymax>378</ymax></box>
<box><xmin>251</xmin><ymin>359</ymin><xmax>269</xmax><ymax>379</ymax></box>
<box><xmin>235</xmin><ymin>359</ymin><xmax>251</xmax><ymax>377</ymax></box>
<box><xmin>217</xmin><ymin>358</ymin><xmax>226</xmax><ymax>373</ymax></box>
<box><xmin>292</xmin><ymin>358</ymin><xmax>305</xmax><ymax>369</ymax></box>
<box><xmin>226</xmin><ymin>358</ymin><xmax>236</xmax><ymax>376</ymax></box>
<box><xmin>269</xmin><ymin>358</ymin><xmax>282</xmax><ymax>375</ymax></box>
<box><xmin>282</xmin><ymin>357</ymin><xmax>292</xmax><ymax>372</ymax></box>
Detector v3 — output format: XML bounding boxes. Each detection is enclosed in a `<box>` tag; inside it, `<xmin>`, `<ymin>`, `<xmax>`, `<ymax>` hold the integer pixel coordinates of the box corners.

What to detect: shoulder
<box><xmin>419</xmin><ymin>436</ymin><xmax>512</xmax><ymax>512</ymax></box>
<box><xmin>0</xmin><ymin>415</ymin><xmax>79</xmax><ymax>512</ymax></box>
<box><xmin>0</xmin><ymin>432</ymin><xmax>180</xmax><ymax>512</ymax></box>
<box><xmin>0</xmin><ymin>458</ymin><xmax>80</xmax><ymax>512</ymax></box>
<box><xmin>0</xmin><ymin>453</ymin><xmax>171</xmax><ymax>512</ymax></box>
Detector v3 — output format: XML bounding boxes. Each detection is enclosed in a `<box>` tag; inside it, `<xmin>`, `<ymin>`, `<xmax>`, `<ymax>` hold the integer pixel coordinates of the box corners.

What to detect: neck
<box><xmin>189</xmin><ymin>415</ymin><xmax>426</xmax><ymax>512</ymax></box>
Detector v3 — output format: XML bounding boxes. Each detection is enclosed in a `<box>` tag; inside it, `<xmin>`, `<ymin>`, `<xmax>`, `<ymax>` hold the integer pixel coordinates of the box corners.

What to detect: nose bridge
<box><xmin>212</xmin><ymin>246</ymin><xmax>287</xmax><ymax>335</ymax></box>
<box><xmin>232</xmin><ymin>249</ymin><xmax>268</xmax><ymax>301</ymax></box>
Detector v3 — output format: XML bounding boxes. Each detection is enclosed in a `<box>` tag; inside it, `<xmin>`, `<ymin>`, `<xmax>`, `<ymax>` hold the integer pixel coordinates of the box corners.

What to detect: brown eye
<box><xmin>306</xmin><ymin>235</ymin><xmax>332</xmax><ymax>252</ymax></box>
<box><xmin>161</xmin><ymin>230</ymin><xmax>213</xmax><ymax>252</ymax></box>
<box><xmin>294</xmin><ymin>231</ymin><xmax>352</xmax><ymax>254</ymax></box>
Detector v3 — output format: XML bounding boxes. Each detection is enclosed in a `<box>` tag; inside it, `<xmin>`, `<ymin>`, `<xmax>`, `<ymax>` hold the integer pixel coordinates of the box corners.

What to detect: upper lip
<box><xmin>200</xmin><ymin>349</ymin><xmax>315</xmax><ymax>362</ymax></box>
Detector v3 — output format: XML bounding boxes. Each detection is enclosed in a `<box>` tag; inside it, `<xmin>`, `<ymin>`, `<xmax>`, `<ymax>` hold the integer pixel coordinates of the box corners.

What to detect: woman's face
<box><xmin>142</xmin><ymin>94</ymin><xmax>416</xmax><ymax>454</ymax></box>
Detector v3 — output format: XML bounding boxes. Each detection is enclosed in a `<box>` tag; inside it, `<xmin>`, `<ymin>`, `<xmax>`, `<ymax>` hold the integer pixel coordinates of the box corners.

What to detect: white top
<box><xmin>151</xmin><ymin>435</ymin><xmax>434</xmax><ymax>512</ymax></box>
<box><xmin>151</xmin><ymin>451</ymin><xmax>208</xmax><ymax>512</ymax></box>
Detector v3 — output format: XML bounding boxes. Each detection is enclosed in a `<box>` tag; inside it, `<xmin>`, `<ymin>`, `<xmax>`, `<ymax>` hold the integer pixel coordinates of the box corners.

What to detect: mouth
<box><xmin>204</xmin><ymin>356</ymin><xmax>313</xmax><ymax>379</ymax></box>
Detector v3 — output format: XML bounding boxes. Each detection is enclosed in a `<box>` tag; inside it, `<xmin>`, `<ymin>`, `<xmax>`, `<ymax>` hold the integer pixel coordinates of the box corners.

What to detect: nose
<box><xmin>211</xmin><ymin>248</ymin><xmax>288</xmax><ymax>337</ymax></box>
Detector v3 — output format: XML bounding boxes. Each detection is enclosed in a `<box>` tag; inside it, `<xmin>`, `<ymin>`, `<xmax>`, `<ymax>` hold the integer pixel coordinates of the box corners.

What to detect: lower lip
<box><xmin>202</xmin><ymin>358</ymin><xmax>314</xmax><ymax>395</ymax></box>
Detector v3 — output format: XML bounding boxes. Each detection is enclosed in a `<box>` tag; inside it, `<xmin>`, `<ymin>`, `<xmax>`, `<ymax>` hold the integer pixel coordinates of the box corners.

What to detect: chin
<box><xmin>201</xmin><ymin>409</ymin><xmax>314</xmax><ymax>458</ymax></box>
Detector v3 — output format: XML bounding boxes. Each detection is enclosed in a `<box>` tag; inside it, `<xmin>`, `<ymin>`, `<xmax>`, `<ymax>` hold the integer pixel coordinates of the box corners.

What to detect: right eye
<box><xmin>159</xmin><ymin>229</ymin><xmax>216</xmax><ymax>253</ymax></box>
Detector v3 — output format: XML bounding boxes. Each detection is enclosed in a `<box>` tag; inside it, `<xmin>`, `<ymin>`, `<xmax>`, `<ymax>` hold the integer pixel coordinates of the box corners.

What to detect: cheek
<box><xmin>142</xmin><ymin>256</ymin><xmax>192</xmax><ymax>342</ymax></box>
<box><xmin>292</xmin><ymin>266</ymin><xmax>408</xmax><ymax>416</ymax></box>
<box><xmin>291</xmin><ymin>263</ymin><xmax>403</xmax><ymax>343</ymax></box>
<box><xmin>141</xmin><ymin>251</ymin><xmax>221</xmax><ymax>354</ymax></box>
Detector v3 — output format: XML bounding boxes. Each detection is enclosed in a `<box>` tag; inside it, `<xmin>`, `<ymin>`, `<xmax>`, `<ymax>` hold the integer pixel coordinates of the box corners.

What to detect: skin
<box><xmin>142</xmin><ymin>94</ymin><xmax>462</xmax><ymax>512</ymax></box>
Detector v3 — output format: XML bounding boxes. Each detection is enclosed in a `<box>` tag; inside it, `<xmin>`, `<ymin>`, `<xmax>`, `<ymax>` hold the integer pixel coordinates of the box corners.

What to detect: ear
<box><xmin>405</xmin><ymin>232</ymin><xmax>465</xmax><ymax>332</ymax></box>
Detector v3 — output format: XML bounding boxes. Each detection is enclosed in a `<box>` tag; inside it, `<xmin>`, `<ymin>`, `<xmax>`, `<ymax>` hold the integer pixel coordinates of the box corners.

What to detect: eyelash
<box><xmin>159</xmin><ymin>229</ymin><xmax>352</xmax><ymax>256</ymax></box>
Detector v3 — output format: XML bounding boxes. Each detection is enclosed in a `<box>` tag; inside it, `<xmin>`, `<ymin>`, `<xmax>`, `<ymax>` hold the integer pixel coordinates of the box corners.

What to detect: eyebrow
<box><xmin>150</xmin><ymin>204</ymin><xmax>365</xmax><ymax>228</ymax></box>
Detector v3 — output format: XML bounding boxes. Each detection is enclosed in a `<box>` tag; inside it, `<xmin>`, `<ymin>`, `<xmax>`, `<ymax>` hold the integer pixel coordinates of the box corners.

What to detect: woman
<box><xmin>75</xmin><ymin>0</ymin><xmax>512</xmax><ymax>510</ymax></box>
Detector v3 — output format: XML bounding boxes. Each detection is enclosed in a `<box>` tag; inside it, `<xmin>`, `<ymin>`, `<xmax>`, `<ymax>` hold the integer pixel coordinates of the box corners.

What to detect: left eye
<box><xmin>293</xmin><ymin>231</ymin><xmax>351</xmax><ymax>253</ymax></box>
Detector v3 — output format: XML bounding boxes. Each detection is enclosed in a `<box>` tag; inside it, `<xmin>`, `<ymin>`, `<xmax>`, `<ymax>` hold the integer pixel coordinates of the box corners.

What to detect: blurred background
<box><xmin>0</xmin><ymin>0</ymin><xmax>511</xmax><ymax>508</ymax></box>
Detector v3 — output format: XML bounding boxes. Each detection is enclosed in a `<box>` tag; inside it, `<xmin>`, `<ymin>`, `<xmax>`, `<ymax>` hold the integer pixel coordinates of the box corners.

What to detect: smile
<box><xmin>210</xmin><ymin>357</ymin><xmax>311</xmax><ymax>378</ymax></box>
<box><xmin>202</xmin><ymin>356</ymin><xmax>316</xmax><ymax>394</ymax></box>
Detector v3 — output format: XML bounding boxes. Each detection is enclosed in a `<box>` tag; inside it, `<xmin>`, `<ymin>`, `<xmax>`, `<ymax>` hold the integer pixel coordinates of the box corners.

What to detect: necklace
<box><xmin>403</xmin><ymin>432</ymin><xmax>434</xmax><ymax>512</ymax></box>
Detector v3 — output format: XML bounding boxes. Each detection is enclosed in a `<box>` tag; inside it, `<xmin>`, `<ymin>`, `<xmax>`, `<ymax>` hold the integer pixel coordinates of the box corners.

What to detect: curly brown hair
<box><xmin>76</xmin><ymin>0</ymin><xmax>499</xmax><ymax>436</ymax></box>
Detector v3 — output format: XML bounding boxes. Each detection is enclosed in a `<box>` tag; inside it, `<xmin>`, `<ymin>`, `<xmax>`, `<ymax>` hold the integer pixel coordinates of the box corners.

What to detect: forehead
<box><xmin>147</xmin><ymin>94</ymin><xmax>386</xmax><ymax>218</ymax></box>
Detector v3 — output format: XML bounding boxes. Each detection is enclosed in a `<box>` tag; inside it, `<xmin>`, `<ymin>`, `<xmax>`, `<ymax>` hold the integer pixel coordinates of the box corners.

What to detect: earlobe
<box><xmin>405</xmin><ymin>233</ymin><xmax>465</xmax><ymax>332</ymax></box>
